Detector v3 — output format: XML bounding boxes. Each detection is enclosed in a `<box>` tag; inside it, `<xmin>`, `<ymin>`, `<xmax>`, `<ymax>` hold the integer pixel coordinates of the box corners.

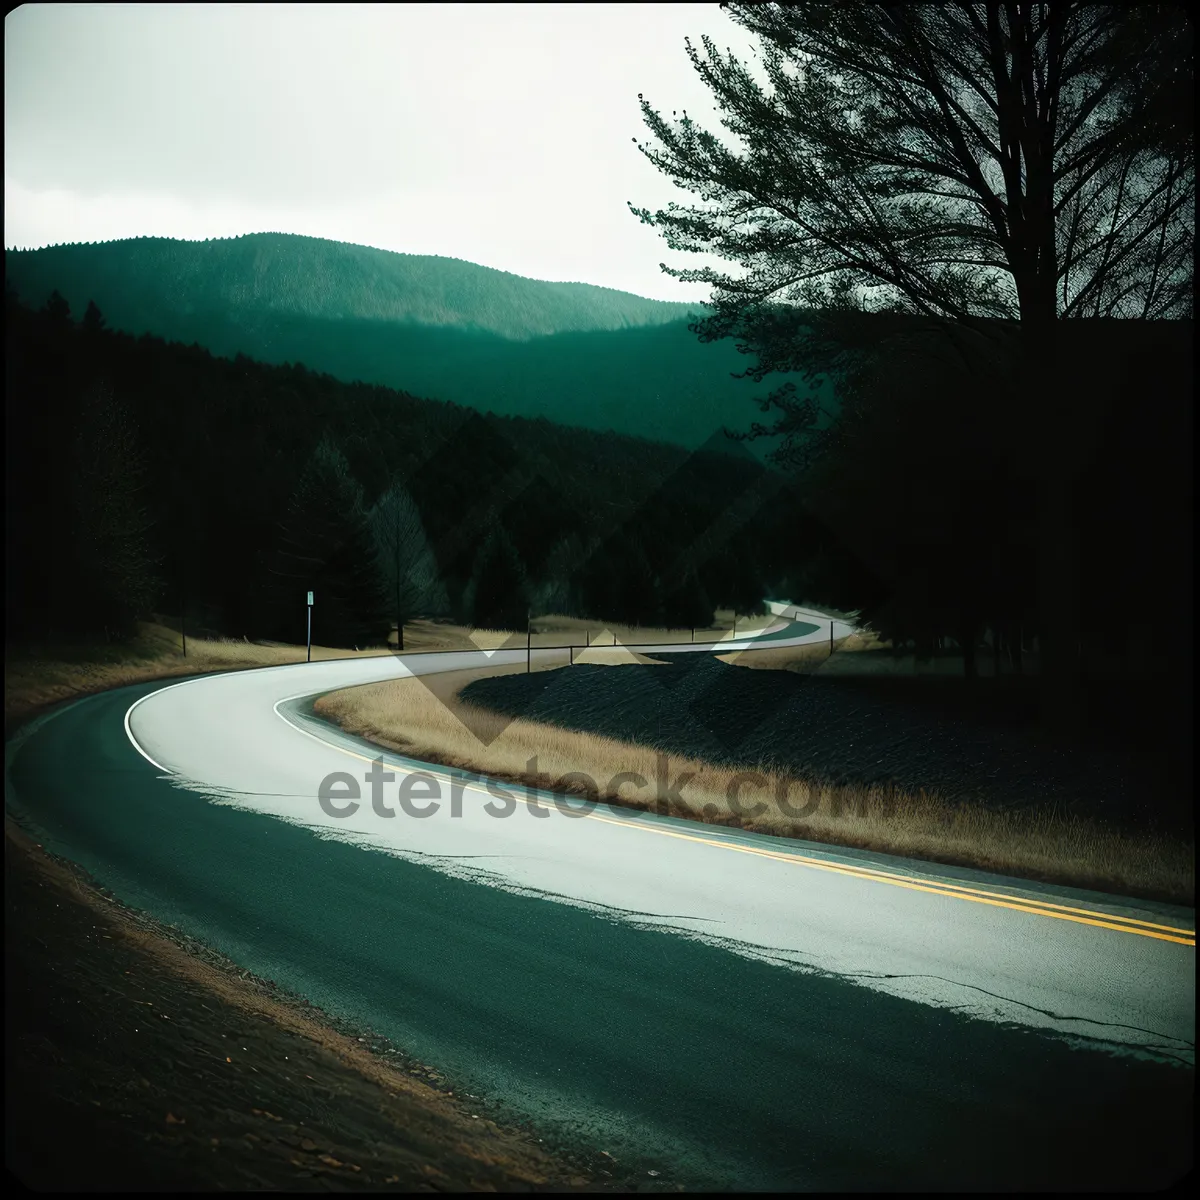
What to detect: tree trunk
<box><xmin>395</xmin><ymin>572</ymin><xmax>404</xmax><ymax>652</ymax></box>
<box><xmin>960</xmin><ymin>614</ymin><xmax>979</xmax><ymax>681</ymax></box>
<box><xmin>1037</xmin><ymin>474</ymin><xmax>1084</xmax><ymax>734</ymax></box>
<box><xmin>1019</xmin><ymin>314</ymin><xmax>1085</xmax><ymax>736</ymax></box>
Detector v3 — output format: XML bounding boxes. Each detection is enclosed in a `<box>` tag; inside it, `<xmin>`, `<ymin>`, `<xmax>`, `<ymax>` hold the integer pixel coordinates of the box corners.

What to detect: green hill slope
<box><xmin>4</xmin><ymin>234</ymin><xmax>812</xmax><ymax>453</ymax></box>
<box><xmin>5</xmin><ymin>232</ymin><xmax>704</xmax><ymax>339</ymax></box>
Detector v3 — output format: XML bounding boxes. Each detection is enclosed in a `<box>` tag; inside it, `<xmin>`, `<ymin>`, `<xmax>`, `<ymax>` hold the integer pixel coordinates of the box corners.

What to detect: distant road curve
<box><xmin>6</xmin><ymin>612</ymin><xmax>1194</xmax><ymax>1190</ymax></box>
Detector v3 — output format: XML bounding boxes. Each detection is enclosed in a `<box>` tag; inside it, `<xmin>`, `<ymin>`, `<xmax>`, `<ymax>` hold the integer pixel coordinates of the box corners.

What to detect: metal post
<box><xmin>307</xmin><ymin>590</ymin><xmax>313</xmax><ymax>662</ymax></box>
<box><xmin>569</xmin><ymin>644</ymin><xmax>574</xmax><ymax>666</ymax></box>
<box><xmin>830</xmin><ymin>620</ymin><xmax>834</xmax><ymax>657</ymax></box>
<box><xmin>526</xmin><ymin>612</ymin><xmax>531</xmax><ymax>673</ymax></box>
<box><xmin>180</xmin><ymin>560</ymin><xmax>187</xmax><ymax>659</ymax></box>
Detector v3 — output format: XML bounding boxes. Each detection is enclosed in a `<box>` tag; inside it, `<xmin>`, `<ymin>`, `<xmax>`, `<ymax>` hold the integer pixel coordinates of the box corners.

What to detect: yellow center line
<box><xmin>574</xmin><ymin>812</ymin><xmax>1196</xmax><ymax>946</ymax></box>
<box><xmin>612</xmin><ymin>824</ymin><xmax>1193</xmax><ymax>935</ymax></box>
<box><xmin>298</xmin><ymin>734</ymin><xmax>1196</xmax><ymax>948</ymax></box>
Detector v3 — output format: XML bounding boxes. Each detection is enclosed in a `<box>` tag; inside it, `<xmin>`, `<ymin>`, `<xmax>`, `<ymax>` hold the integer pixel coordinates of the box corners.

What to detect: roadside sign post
<box><xmin>526</xmin><ymin>611</ymin><xmax>531</xmax><ymax>674</ymax></box>
<box><xmin>180</xmin><ymin>560</ymin><xmax>187</xmax><ymax>659</ymax></box>
<box><xmin>307</xmin><ymin>591</ymin><xmax>313</xmax><ymax>662</ymax></box>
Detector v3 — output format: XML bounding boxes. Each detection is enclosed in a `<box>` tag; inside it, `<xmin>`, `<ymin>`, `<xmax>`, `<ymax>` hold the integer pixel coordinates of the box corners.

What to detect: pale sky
<box><xmin>4</xmin><ymin>2</ymin><xmax>765</xmax><ymax>301</ymax></box>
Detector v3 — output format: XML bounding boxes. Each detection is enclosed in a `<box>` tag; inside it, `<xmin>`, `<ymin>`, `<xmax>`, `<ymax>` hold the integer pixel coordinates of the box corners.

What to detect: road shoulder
<box><xmin>4</xmin><ymin>817</ymin><xmax>609</xmax><ymax>1191</ymax></box>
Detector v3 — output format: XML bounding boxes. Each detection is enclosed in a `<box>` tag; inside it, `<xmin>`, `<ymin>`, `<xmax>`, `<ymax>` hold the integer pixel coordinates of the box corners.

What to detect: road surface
<box><xmin>6</xmin><ymin>615</ymin><xmax>1194</xmax><ymax>1189</ymax></box>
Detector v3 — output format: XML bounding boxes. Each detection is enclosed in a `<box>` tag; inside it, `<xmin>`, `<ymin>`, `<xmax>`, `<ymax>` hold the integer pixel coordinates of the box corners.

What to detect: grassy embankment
<box><xmin>3</xmin><ymin>609</ymin><xmax>765</xmax><ymax>728</ymax></box>
<box><xmin>5</xmin><ymin>621</ymin><xmax>375</xmax><ymax>728</ymax></box>
<box><xmin>316</xmin><ymin>622</ymin><xmax>1193</xmax><ymax>905</ymax></box>
<box><xmin>8</xmin><ymin>611</ymin><xmax>1189</xmax><ymax>901</ymax></box>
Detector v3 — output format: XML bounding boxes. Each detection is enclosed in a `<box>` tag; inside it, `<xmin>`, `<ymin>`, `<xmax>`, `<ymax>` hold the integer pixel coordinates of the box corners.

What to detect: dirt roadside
<box><xmin>4</xmin><ymin>819</ymin><xmax>629</xmax><ymax>1192</ymax></box>
<box><xmin>1</xmin><ymin>630</ymin><xmax>715</xmax><ymax>1192</ymax></box>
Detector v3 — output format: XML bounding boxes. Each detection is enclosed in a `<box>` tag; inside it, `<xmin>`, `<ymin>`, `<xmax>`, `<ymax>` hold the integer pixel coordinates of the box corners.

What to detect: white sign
<box><xmin>307</xmin><ymin>591</ymin><xmax>314</xmax><ymax>606</ymax></box>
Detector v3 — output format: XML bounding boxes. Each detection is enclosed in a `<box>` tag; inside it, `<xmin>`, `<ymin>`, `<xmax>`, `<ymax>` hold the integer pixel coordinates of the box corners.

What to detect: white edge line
<box><xmin>114</xmin><ymin>623</ymin><xmax>1194</xmax><ymax>939</ymax></box>
<box><xmin>124</xmin><ymin>676</ymin><xmax>202</xmax><ymax>773</ymax></box>
<box><xmin>269</xmin><ymin>686</ymin><xmax>1200</xmax><ymax>942</ymax></box>
<box><xmin>122</xmin><ymin>619</ymin><xmax>843</xmax><ymax>783</ymax></box>
<box><xmin>265</xmin><ymin>620</ymin><xmax>853</xmax><ymax>825</ymax></box>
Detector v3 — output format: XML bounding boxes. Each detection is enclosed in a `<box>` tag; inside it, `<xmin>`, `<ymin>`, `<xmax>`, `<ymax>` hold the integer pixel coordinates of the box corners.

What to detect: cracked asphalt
<box><xmin>6</xmin><ymin>639</ymin><xmax>1195</xmax><ymax>1189</ymax></box>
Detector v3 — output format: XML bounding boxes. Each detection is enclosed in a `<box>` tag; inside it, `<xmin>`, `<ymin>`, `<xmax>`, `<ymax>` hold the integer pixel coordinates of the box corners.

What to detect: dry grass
<box><xmin>720</xmin><ymin>630</ymin><xmax>888</xmax><ymax>673</ymax></box>
<box><xmin>722</xmin><ymin>631</ymin><xmax>1045</xmax><ymax>678</ymax></box>
<box><xmin>384</xmin><ymin>611</ymin><xmax>774</xmax><ymax>654</ymax></box>
<box><xmin>3</xmin><ymin>607</ymin><xmax>733</xmax><ymax>727</ymax></box>
<box><xmin>3</xmin><ymin>611</ymin><xmax>680</xmax><ymax>729</ymax></box>
<box><xmin>12</xmin><ymin>614</ymin><xmax>1188</xmax><ymax>902</ymax></box>
<box><xmin>315</xmin><ymin>669</ymin><xmax>1194</xmax><ymax>905</ymax></box>
<box><xmin>524</xmin><ymin>609</ymin><xmax>778</xmax><ymax>648</ymax></box>
<box><xmin>570</xmin><ymin>646</ymin><xmax>668</xmax><ymax>666</ymax></box>
<box><xmin>4</xmin><ymin>621</ymin><xmax>396</xmax><ymax>726</ymax></box>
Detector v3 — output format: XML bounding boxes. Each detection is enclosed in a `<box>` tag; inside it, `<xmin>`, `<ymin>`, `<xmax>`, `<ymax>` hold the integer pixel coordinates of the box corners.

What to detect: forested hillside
<box><xmin>4</xmin><ymin>285</ymin><xmax>812</xmax><ymax>647</ymax></box>
<box><xmin>4</xmin><ymin>235</ymin><xmax>822</xmax><ymax>451</ymax></box>
<box><xmin>4</xmin><ymin>233</ymin><xmax>702</xmax><ymax>339</ymax></box>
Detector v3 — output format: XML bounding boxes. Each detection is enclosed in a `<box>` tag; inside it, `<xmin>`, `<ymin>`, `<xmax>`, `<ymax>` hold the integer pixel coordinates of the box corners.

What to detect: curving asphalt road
<box><xmin>6</xmin><ymin>613</ymin><xmax>1194</xmax><ymax>1189</ymax></box>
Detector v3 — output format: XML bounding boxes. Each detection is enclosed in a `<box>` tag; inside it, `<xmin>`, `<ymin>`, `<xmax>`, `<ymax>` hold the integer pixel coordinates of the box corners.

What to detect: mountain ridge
<box><xmin>4</xmin><ymin>232</ymin><xmax>811</xmax><ymax>453</ymax></box>
<box><xmin>4</xmin><ymin>232</ymin><xmax>709</xmax><ymax>342</ymax></box>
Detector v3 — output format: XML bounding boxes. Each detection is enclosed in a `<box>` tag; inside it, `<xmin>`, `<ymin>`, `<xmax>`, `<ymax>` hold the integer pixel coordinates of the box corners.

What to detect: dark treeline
<box><xmin>6</xmin><ymin>278</ymin><xmax>1190</xmax><ymax>683</ymax></box>
<box><xmin>4</xmin><ymin>283</ymin><xmax>809</xmax><ymax>648</ymax></box>
<box><xmin>774</xmin><ymin>311</ymin><xmax>1193</xmax><ymax>681</ymax></box>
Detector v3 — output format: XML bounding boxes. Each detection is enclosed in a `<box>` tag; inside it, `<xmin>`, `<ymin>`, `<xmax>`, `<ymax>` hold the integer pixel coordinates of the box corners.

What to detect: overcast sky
<box><xmin>4</xmin><ymin>2</ymin><xmax>765</xmax><ymax>301</ymax></box>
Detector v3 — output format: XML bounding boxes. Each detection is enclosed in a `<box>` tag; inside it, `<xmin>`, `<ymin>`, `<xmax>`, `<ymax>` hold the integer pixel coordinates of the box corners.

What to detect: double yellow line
<box><xmin>580</xmin><ymin>812</ymin><xmax>1196</xmax><ymax>946</ymax></box>
<box><xmin>298</xmin><ymin>729</ymin><xmax>1197</xmax><ymax>948</ymax></box>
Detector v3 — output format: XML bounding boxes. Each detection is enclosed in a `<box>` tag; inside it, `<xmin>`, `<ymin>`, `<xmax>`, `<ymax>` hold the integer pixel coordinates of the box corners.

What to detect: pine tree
<box><xmin>268</xmin><ymin>437</ymin><xmax>391</xmax><ymax>648</ymax></box>
<box><xmin>4</xmin><ymin>276</ymin><xmax>20</xmax><ymax>321</ymax></box>
<box><xmin>72</xmin><ymin>380</ymin><xmax>162</xmax><ymax>637</ymax></box>
<box><xmin>631</xmin><ymin>2</ymin><xmax>1193</xmax><ymax>732</ymax></box>
<box><xmin>660</xmin><ymin>566</ymin><xmax>714</xmax><ymax>630</ymax></box>
<box><xmin>572</xmin><ymin>533</ymin><xmax>661</xmax><ymax>631</ymax></box>
<box><xmin>611</xmin><ymin>536</ymin><xmax>660</xmax><ymax>630</ymax></box>
<box><xmin>367</xmin><ymin>481</ymin><xmax>444</xmax><ymax>649</ymax></box>
<box><xmin>82</xmin><ymin>299</ymin><xmax>108</xmax><ymax>335</ymax></box>
<box><xmin>43</xmin><ymin>289</ymin><xmax>72</xmax><ymax>333</ymax></box>
<box><xmin>467</xmin><ymin>526</ymin><xmax>529</xmax><ymax>632</ymax></box>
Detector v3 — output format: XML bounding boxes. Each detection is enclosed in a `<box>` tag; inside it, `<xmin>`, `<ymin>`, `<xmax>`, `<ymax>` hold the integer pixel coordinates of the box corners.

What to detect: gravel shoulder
<box><xmin>4</xmin><ymin>816</ymin><xmax>617</xmax><ymax>1192</ymax></box>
